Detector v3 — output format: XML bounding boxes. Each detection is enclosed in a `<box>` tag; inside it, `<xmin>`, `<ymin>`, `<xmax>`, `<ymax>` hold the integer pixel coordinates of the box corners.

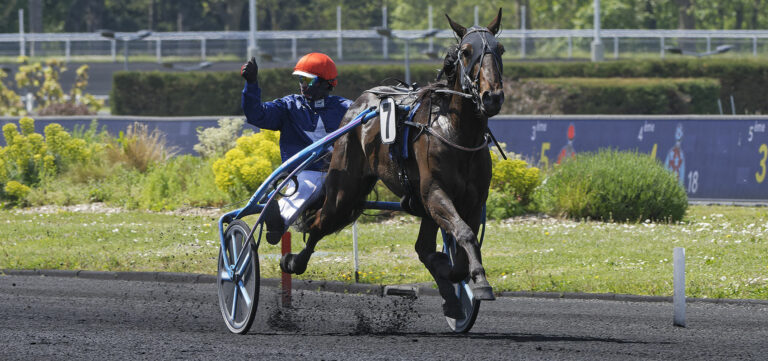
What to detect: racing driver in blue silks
<box><xmin>240</xmin><ymin>52</ymin><xmax>352</xmax><ymax>244</ymax></box>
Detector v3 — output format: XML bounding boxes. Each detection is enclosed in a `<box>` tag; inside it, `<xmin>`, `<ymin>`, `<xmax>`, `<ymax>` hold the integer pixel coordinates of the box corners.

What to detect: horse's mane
<box><xmin>415</xmin><ymin>43</ymin><xmax>459</xmax><ymax>104</ymax></box>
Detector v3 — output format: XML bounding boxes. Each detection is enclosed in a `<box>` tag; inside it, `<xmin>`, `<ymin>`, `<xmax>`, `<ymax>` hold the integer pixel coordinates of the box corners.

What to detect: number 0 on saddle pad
<box><xmin>380</xmin><ymin>97</ymin><xmax>397</xmax><ymax>144</ymax></box>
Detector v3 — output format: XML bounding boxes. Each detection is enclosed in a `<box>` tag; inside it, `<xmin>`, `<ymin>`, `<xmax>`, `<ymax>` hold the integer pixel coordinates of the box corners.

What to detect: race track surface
<box><xmin>1</xmin><ymin>274</ymin><xmax>767</xmax><ymax>360</ymax></box>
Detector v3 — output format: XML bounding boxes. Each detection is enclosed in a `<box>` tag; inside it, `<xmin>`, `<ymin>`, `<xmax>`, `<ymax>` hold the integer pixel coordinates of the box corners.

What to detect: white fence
<box><xmin>2</xmin><ymin>29</ymin><xmax>768</xmax><ymax>63</ymax></box>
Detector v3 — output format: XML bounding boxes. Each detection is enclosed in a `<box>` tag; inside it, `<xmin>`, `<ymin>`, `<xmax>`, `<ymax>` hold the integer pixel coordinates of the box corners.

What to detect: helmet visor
<box><xmin>296</xmin><ymin>75</ymin><xmax>318</xmax><ymax>87</ymax></box>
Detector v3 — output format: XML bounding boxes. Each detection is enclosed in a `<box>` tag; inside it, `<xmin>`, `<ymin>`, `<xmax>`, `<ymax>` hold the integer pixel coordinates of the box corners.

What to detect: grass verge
<box><xmin>1</xmin><ymin>205</ymin><xmax>766</xmax><ymax>299</ymax></box>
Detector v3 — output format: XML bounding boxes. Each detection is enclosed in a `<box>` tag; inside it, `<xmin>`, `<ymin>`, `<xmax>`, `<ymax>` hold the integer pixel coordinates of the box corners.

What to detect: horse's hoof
<box><xmin>442</xmin><ymin>300</ymin><xmax>464</xmax><ymax>319</ymax></box>
<box><xmin>471</xmin><ymin>285</ymin><xmax>496</xmax><ymax>301</ymax></box>
<box><xmin>280</xmin><ymin>253</ymin><xmax>307</xmax><ymax>275</ymax></box>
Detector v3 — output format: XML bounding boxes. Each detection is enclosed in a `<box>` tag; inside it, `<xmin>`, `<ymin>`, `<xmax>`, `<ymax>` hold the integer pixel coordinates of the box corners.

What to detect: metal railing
<box><xmin>2</xmin><ymin>29</ymin><xmax>768</xmax><ymax>62</ymax></box>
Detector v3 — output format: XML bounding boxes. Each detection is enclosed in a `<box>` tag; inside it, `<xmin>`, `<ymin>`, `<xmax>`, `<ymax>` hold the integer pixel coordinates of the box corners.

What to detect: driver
<box><xmin>240</xmin><ymin>52</ymin><xmax>352</xmax><ymax>244</ymax></box>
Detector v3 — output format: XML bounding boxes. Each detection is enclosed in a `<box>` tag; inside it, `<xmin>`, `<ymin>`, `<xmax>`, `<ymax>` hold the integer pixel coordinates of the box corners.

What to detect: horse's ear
<box><xmin>445</xmin><ymin>14</ymin><xmax>466</xmax><ymax>38</ymax></box>
<box><xmin>486</xmin><ymin>8</ymin><xmax>502</xmax><ymax>35</ymax></box>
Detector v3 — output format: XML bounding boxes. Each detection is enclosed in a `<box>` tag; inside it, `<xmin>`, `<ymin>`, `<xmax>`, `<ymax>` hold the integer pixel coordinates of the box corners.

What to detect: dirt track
<box><xmin>1</xmin><ymin>273</ymin><xmax>767</xmax><ymax>360</ymax></box>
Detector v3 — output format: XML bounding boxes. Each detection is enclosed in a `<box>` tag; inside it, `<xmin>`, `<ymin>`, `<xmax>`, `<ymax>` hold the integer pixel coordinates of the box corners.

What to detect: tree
<box><xmin>674</xmin><ymin>0</ymin><xmax>695</xmax><ymax>29</ymax></box>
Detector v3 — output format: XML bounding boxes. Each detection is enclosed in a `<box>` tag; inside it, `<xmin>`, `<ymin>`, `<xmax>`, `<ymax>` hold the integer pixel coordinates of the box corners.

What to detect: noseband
<box><xmin>455</xmin><ymin>27</ymin><xmax>504</xmax><ymax>115</ymax></box>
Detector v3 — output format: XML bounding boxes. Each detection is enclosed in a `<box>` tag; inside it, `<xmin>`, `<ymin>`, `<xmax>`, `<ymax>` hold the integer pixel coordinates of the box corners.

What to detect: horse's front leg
<box><xmin>422</xmin><ymin>187</ymin><xmax>495</xmax><ymax>300</ymax></box>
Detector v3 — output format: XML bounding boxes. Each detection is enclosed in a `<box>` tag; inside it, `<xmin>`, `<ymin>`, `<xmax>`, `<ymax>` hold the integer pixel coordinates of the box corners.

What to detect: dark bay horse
<box><xmin>280</xmin><ymin>9</ymin><xmax>505</xmax><ymax>318</ymax></box>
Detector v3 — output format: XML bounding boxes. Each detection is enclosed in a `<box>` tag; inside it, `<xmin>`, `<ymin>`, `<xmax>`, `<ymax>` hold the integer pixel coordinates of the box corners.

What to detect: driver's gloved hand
<box><xmin>240</xmin><ymin>56</ymin><xmax>259</xmax><ymax>84</ymax></box>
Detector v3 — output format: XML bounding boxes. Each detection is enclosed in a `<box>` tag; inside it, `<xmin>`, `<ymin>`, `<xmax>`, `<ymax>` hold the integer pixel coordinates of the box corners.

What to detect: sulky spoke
<box><xmin>230</xmin><ymin>286</ymin><xmax>239</xmax><ymax>322</ymax></box>
<box><xmin>235</xmin><ymin>251</ymin><xmax>252</xmax><ymax>277</ymax></box>
<box><xmin>238</xmin><ymin>280</ymin><xmax>252</xmax><ymax>307</ymax></box>
<box><xmin>231</xmin><ymin>233</ymin><xmax>241</xmax><ymax>263</ymax></box>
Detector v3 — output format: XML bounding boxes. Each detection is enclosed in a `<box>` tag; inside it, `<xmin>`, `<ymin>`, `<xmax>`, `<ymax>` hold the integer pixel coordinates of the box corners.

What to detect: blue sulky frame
<box><xmin>216</xmin><ymin>104</ymin><xmax>486</xmax><ymax>334</ymax></box>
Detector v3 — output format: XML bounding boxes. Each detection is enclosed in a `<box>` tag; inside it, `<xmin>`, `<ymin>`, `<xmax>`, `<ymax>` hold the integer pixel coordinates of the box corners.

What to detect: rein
<box><xmin>404</xmin><ymin>119</ymin><xmax>489</xmax><ymax>152</ymax></box>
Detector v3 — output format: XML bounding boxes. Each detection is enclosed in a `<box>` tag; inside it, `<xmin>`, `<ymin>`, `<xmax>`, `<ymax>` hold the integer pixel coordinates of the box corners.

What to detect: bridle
<box><xmin>455</xmin><ymin>27</ymin><xmax>504</xmax><ymax>115</ymax></box>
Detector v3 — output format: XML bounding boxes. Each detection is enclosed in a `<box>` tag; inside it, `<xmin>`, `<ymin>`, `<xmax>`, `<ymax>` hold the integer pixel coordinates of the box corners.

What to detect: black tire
<box><xmin>217</xmin><ymin>220</ymin><xmax>260</xmax><ymax>334</ymax></box>
<box><xmin>441</xmin><ymin>230</ymin><xmax>480</xmax><ymax>333</ymax></box>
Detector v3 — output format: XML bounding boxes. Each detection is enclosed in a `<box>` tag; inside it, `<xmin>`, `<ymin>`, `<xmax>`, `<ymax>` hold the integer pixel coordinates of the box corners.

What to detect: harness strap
<box><xmin>433</xmin><ymin>89</ymin><xmax>473</xmax><ymax>98</ymax></box>
<box><xmin>404</xmin><ymin>120</ymin><xmax>489</xmax><ymax>152</ymax></box>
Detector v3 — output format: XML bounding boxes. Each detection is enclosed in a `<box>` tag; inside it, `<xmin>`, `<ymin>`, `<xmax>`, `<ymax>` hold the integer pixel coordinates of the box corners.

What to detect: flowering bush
<box><xmin>1</xmin><ymin>57</ymin><xmax>103</xmax><ymax>116</ymax></box>
<box><xmin>487</xmin><ymin>147</ymin><xmax>542</xmax><ymax>219</ymax></box>
<box><xmin>194</xmin><ymin>117</ymin><xmax>252</xmax><ymax>158</ymax></box>
<box><xmin>0</xmin><ymin>117</ymin><xmax>89</xmax><ymax>203</ymax></box>
<box><xmin>212</xmin><ymin>130</ymin><xmax>281</xmax><ymax>197</ymax></box>
<box><xmin>0</xmin><ymin>69</ymin><xmax>24</xmax><ymax>116</ymax></box>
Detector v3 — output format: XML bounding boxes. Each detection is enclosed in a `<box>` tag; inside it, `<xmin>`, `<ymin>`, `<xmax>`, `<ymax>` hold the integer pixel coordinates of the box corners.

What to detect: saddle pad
<box><xmin>380</xmin><ymin>97</ymin><xmax>397</xmax><ymax>144</ymax></box>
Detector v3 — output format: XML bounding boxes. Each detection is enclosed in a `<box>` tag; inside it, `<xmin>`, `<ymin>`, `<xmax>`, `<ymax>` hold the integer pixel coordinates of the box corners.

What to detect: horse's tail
<box><xmin>292</xmin><ymin>197</ymin><xmax>322</xmax><ymax>234</ymax></box>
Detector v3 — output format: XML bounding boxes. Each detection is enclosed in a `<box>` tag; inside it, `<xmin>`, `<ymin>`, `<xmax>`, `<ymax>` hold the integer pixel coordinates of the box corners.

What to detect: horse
<box><xmin>279</xmin><ymin>9</ymin><xmax>505</xmax><ymax>318</ymax></box>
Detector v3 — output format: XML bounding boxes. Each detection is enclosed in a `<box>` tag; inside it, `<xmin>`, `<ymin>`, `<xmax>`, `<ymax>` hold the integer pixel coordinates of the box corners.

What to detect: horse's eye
<box><xmin>497</xmin><ymin>44</ymin><xmax>505</xmax><ymax>55</ymax></box>
<box><xmin>459</xmin><ymin>44</ymin><xmax>472</xmax><ymax>57</ymax></box>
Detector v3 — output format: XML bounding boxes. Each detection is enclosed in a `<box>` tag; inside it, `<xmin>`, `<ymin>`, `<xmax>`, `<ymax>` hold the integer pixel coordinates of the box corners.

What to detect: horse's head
<box><xmin>446</xmin><ymin>9</ymin><xmax>505</xmax><ymax>117</ymax></box>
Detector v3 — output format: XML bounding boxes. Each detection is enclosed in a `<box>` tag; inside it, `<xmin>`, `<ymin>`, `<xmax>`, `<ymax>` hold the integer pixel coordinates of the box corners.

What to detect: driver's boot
<box><xmin>263</xmin><ymin>201</ymin><xmax>285</xmax><ymax>245</ymax></box>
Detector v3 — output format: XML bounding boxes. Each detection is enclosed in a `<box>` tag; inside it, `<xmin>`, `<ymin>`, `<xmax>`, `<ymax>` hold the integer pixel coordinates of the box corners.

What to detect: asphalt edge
<box><xmin>3</xmin><ymin>268</ymin><xmax>767</xmax><ymax>306</ymax></box>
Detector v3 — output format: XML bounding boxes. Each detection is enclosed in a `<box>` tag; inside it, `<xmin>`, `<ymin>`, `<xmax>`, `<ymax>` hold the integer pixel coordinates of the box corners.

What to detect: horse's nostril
<box><xmin>482</xmin><ymin>91</ymin><xmax>504</xmax><ymax>107</ymax></box>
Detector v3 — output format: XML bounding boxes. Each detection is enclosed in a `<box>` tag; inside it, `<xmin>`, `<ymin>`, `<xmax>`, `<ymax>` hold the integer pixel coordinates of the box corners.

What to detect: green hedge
<box><xmin>111</xmin><ymin>65</ymin><xmax>438</xmax><ymax>116</ymax></box>
<box><xmin>503</xmin><ymin>59</ymin><xmax>768</xmax><ymax>114</ymax></box>
<box><xmin>111</xmin><ymin>71</ymin><xmax>245</xmax><ymax>116</ymax></box>
<box><xmin>112</xmin><ymin>59</ymin><xmax>767</xmax><ymax>115</ymax></box>
<box><xmin>530</xmin><ymin>77</ymin><xmax>720</xmax><ymax>114</ymax></box>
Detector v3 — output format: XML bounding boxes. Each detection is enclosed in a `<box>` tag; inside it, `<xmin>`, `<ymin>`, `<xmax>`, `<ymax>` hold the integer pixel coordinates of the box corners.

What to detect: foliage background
<box><xmin>112</xmin><ymin>60</ymin><xmax>764</xmax><ymax>116</ymax></box>
<box><xmin>2</xmin><ymin>1</ymin><xmax>767</xmax><ymax>33</ymax></box>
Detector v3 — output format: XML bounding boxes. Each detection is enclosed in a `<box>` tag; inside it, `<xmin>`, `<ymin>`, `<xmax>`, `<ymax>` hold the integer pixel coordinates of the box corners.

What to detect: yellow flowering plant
<box><xmin>212</xmin><ymin>130</ymin><xmax>281</xmax><ymax>197</ymax></box>
<box><xmin>486</xmin><ymin>145</ymin><xmax>542</xmax><ymax>219</ymax></box>
<box><xmin>1</xmin><ymin>57</ymin><xmax>102</xmax><ymax>116</ymax></box>
<box><xmin>0</xmin><ymin>117</ymin><xmax>90</xmax><ymax>204</ymax></box>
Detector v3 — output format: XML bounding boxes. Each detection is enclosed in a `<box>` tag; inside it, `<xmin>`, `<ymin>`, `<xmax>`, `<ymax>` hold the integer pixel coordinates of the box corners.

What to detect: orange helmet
<box><xmin>292</xmin><ymin>52</ymin><xmax>338</xmax><ymax>87</ymax></box>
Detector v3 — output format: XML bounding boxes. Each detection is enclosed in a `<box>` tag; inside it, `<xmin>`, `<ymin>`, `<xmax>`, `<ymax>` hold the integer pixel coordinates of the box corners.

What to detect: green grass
<box><xmin>1</xmin><ymin>205</ymin><xmax>766</xmax><ymax>299</ymax></box>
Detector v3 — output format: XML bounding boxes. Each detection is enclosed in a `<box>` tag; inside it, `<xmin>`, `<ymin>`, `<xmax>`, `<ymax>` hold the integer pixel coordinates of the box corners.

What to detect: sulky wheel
<box><xmin>217</xmin><ymin>220</ymin><xmax>260</xmax><ymax>334</ymax></box>
<box><xmin>441</xmin><ymin>229</ymin><xmax>480</xmax><ymax>333</ymax></box>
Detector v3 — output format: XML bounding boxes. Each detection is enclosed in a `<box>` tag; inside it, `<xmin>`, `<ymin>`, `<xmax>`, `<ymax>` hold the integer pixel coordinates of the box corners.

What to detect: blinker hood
<box><xmin>458</xmin><ymin>26</ymin><xmax>503</xmax><ymax>91</ymax></box>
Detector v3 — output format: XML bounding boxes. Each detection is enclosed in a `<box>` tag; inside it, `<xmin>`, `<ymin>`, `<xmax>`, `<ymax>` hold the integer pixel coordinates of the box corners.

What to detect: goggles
<box><xmin>296</xmin><ymin>75</ymin><xmax>318</xmax><ymax>87</ymax></box>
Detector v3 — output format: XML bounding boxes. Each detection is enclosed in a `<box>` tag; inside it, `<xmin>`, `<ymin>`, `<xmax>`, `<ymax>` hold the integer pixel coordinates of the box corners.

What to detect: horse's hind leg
<box><xmin>280</xmin><ymin>170</ymin><xmax>376</xmax><ymax>274</ymax></box>
<box><xmin>280</xmin><ymin>131</ymin><xmax>375</xmax><ymax>275</ymax></box>
<box><xmin>415</xmin><ymin>217</ymin><xmax>464</xmax><ymax>319</ymax></box>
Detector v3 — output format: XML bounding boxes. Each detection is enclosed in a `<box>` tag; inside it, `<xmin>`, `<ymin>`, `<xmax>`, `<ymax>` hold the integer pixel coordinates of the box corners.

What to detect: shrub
<box><xmin>486</xmin><ymin>147</ymin><xmax>541</xmax><ymax>219</ymax></box>
<box><xmin>106</xmin><ymin>122</ymin><xmax>178</xmax><ymax>172</ymax></box>
<box><xmin>0</xmin><ymin>68</ymin><xmax>24</xmax><ymax>116</ymax></box>
<box><xmin>4</xmin><ymin>181</ymin><xmax>31</xmax><ymax>201</ymax></box>
<box><xmin>530</xmin><ymin>77</ymin><xmax>720</xmax><ymax>115</ymax></box>
<box><xmin>212</xmin><ymin>130</ymin><xmax>281</xmax><ymax>198</ymax></box>
<box><xmin>194</xmin><ymin>117</ymin><xmax>252</xmax><ymax>158</ymax></box>
<box><xmin>0</xmin><ymin>118</ymin><xmax>88</xmax><ymax>186</ymax></box>
<box><xmin>534</xmin><ymin>149</ymin><xmax>688</xmax><ymax>222</ymax></box>
<box><xmin>4</xmin><ymin>57</ymin><xmax>102</xmax><ymax>116</ymax></box>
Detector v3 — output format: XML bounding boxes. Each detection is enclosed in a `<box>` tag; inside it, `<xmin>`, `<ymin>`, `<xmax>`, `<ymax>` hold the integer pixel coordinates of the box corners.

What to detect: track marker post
<box><xmin>353</xmin><ymin>221</ymin><xmax>360</xmax><ymax>282</ymax></box>
<box><xmin>673</xmin><ymin>247</ymin><xmax>686</xmax><ymax>327</ymax></box>
<box><xmin>281</xmin><ymin>232</ymin><xmax>292</xmax><ymax>308</ymax></box>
